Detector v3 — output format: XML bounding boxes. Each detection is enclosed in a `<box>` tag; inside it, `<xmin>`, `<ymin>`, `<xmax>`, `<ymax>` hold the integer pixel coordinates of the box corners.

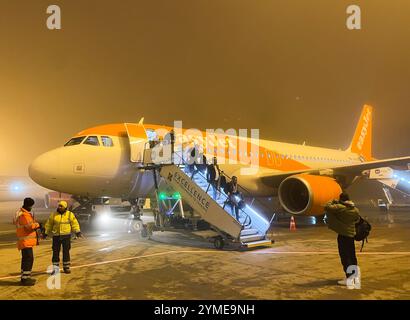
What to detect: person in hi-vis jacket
<box><xmin>44</xmin><ymin>201</ymin><xmax>83</xmax><ymax>274</ymax></box>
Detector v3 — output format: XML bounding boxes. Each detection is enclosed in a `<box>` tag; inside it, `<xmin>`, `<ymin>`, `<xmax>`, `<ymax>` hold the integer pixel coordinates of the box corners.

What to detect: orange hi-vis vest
<box><xmin>15</xmin><ymin>208</ymin><xmax>40</xmax><ymax>250</ymax></box>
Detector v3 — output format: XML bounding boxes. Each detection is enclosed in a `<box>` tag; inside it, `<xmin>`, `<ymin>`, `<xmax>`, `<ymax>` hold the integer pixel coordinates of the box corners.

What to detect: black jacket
<box><xmin>206</xmin><ymin>164</ymin><xmax>220</xmax><ymax>182</ymax></box>
<box><xmin>225</xmin><ymin>181</ymin><xmax>239</xmax><ymax>195</ymax></box>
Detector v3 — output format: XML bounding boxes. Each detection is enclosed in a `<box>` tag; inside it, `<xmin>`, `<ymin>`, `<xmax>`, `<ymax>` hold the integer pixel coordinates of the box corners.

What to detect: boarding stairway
<box><xmin>157</xmin><ymin>156</ymin><xmax>272</xmax><ymax>249</ymax></box>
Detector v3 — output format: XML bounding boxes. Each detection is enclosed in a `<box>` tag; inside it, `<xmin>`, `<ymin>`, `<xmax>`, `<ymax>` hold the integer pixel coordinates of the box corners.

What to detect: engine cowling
<box><xmin>45</xmin><ymin>192</ymin><xmax>73</xmax><ymax>209</ymax></box>
<box><xmin>278</xmin><ymin>174</ymin><xmax>342</xmax><ymax>216</ymax></box>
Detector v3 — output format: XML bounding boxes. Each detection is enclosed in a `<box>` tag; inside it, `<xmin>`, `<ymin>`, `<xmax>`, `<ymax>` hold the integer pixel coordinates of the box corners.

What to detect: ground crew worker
<box><xmin>44</xmin><ymin>201</ymin><xmax>82</xmax><ymax>274</ymax></box>
<box><xmin>14</xmin><ymin>198</ymin><xmax>41</xmax><ymax>286</ymax></box>
<box><xmin>325</xmin><ymin>192</ymin><xmax>361</xmax><ymax>289</ymax></box>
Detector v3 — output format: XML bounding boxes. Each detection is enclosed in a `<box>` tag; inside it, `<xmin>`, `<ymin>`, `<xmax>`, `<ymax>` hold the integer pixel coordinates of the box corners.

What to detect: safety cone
<box><xmin>289</xmin><ymin>216</ymin><xmax>296</xmax><ymax>231</ymax></box>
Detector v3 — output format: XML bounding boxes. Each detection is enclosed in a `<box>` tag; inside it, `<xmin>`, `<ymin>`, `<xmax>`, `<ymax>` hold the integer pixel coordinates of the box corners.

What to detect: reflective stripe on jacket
<box><xmin>15</xmin><ymin>208</ymin><xmax>40</xmax><ymax>250</ymax></box>
<box><xmin>45</xmin><ymin>210</ymin><xmax>80</xmax><ymax>236</ymax></box>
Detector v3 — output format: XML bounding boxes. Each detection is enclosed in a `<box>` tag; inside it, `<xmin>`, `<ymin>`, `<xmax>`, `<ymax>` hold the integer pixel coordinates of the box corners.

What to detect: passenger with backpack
<box><xmin>206</xmin><ymin>157</ymin><xmax>221</xmax><ymax>199</ymax></box>
<box><xmin>187</xmin><ymin>146</ymin><xmax>207</xmax><ymax>178</ymax></box>
<box><xmin>225</xmin><ymin>176</ymin><xmax>243</xmax><ymax>221</ymax></box>
<box><xmin>325</xmin><ymin>192</ymin><xmax>362</xmax><ymax>289</ymax></box>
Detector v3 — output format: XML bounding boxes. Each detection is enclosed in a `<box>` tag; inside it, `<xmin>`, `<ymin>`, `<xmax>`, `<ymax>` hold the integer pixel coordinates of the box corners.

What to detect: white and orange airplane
<box><xmin>28</xmin><ymin>105</ymin><xmax>410</xmax><ymax>217</ymax></box>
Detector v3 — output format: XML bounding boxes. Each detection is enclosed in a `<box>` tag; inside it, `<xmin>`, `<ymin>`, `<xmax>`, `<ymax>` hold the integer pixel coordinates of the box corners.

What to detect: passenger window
<box><xmin>83</xmin><ymin>136</ymin><xmax>100</xmax><ymax>146</ymax></box>
<box><xmin>64</xmin><ymin>136</ymin><xmax>86</xmax><ymax>146</ymax></box>
<box><xmin>101</xmin><ymin>136</ymin><xmax>114</xmax><ymax>147</ymax></box>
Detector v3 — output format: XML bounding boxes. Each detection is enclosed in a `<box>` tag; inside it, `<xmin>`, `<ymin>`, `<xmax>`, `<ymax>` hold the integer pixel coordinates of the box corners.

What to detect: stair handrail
<box><xmin>219</xmin><ymin>171</ymin><xmax>273</xmax><ymax>219</ymax></box>
<box><xmin>141</xmin><ymin>141</ymin><xmax>264</xmax><ymax>230</ymax></box>
<box><xmin>171</xmin><ymin>150</ymin><xmax>253</xmax><ymax>228</ymax></box>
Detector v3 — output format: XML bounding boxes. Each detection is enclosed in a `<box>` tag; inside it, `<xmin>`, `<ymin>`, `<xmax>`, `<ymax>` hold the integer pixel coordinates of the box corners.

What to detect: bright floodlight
<box><xmin>99</xmin><ymin>212</ymin><xmax>111</xmax><ymax>223</ymax></box>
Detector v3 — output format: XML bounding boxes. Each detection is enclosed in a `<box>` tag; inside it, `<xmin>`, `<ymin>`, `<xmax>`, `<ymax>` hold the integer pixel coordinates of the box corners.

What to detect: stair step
<box><xmin>196</xmin><ymin>183</ymin><xmax>208</xmax><ymax>187</ymax></box>
<box><xmin>240</xmin><ymin>228</ymin><xmax>259</xmax><ymax>236</ymax></box>
<box><xmin>242</xmin><ymin>239</ymin><xmax>272</xmax><ymax>248</ymax></box>
<box><xmin>240</xmin><ymin>234</ymin><xmax>265</xmax><ymax>243</ymax></box>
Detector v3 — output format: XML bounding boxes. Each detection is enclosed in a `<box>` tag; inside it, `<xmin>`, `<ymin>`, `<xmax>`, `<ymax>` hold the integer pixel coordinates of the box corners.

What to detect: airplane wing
<box><xmin>332</xmin><ymin>156</ymin><xmax>410</xmax><ymax>175</ymax></box>
<box><xmin>260</xmin><ymin>156</ymin><xmax>410</xmax><ymax>187</ymax></box>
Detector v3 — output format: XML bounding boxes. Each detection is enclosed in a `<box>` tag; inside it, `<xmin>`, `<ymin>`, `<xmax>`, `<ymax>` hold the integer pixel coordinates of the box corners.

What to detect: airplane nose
<box><xmin>29</xmin><ymin>149</ymin><xmax>61</xmax><ymax>190</ymax></box>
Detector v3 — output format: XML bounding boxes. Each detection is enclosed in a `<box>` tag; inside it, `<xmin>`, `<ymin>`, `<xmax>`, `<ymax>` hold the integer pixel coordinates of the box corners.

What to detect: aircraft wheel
<box><xmin>140</xmin><ymin>225</ymin><xmax>149</xmax><ymax>239</ymax></box>
<box><xmin>131</xmin><ymin>219</ymin><xmax>144</xmax><ymax>233</ymax></box>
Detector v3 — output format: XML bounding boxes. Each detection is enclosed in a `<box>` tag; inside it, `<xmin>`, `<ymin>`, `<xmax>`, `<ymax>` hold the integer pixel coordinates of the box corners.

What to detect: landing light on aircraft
<box><xmin>99</xmin><ymin>212</ymin><xmax>111</xmax><ymax>223</ymax></box>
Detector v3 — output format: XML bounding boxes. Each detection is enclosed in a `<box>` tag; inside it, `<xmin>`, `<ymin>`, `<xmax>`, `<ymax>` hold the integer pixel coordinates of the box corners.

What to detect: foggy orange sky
<box><xmin>0</xmin><ymin>0</ymin><xmax>409</xmax><ymax>176</ymax></box>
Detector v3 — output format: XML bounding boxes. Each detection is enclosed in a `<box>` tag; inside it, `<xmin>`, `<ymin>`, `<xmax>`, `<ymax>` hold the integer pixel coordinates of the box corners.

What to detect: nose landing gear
<box><xmin>126</xmin><ymin>218</ymin><xmax>151</xmax><ymax>239</ymax></box>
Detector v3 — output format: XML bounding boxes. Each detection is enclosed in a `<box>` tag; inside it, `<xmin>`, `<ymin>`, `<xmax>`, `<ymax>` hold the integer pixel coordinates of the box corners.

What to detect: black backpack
<box><xmin>355</xmin><ymin>216</ymin><xmax>372</xmax><ymax>252</ymax></box>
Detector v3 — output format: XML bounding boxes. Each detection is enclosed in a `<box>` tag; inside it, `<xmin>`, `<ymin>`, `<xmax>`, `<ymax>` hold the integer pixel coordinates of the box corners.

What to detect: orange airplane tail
<box><xmin>346</xmin><ymin>104</ymin><xmax>373</xmax><ymax>161</ymax></box>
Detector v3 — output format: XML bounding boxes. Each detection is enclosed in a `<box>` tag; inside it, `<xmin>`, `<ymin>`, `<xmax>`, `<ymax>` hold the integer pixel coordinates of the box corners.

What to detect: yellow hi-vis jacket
<box><xmin>45</xmin><ymin>210</ymin><xmax>80</xmax><ymax>236</ymax></box>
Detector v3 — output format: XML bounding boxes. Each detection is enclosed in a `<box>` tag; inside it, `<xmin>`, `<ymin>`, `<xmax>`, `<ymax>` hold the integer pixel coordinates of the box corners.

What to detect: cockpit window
<box><xmin>64</xmin><ymin>136</ymin><xmax>86</xmax><ymax>146</ymax></box>
<box><xmin>83</xmin><ymin>136</ymin><xmax>100</xmax><ymax>146</ymax></box>
<box><xmin>101</xmin><ymin>136</ymin><xmax>114</xmax><ymax>147</ymax></box>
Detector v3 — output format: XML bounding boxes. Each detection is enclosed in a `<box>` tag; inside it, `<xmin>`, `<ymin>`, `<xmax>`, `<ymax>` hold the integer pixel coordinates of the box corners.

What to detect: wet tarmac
<box><xmin>0</xmin><ymin>202</ymin><xmax>409</xmax><ymax>299</ymax></box>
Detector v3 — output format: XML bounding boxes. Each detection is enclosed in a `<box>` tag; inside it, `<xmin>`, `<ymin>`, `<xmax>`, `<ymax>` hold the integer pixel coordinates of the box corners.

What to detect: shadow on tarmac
<box><xmin>295</xmin><ymin>279</ymin><xmax>339</xmax><ymax>288</ymax></box>
<box><xmin>0</xmin><ymin>280</ymin><xmax>21</xmax><ymax>286</ymax></box>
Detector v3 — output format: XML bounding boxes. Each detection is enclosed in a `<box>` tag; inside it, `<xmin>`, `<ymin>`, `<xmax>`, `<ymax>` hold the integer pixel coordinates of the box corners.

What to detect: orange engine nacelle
<box><xmin>45</xmin><ymin>192</ymin><xmax>73</xmax><ymax>209</ymax></box>
<box><xmin>278</xmin><ymin>174</ymin><xmax>342</xmax><ymax>216</ymax></box>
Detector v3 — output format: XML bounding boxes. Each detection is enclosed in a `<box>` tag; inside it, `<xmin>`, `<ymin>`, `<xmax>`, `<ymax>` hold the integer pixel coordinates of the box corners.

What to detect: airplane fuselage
<box><xmin>28</xmin><ymin>123</ymin><xmax>363</xmax><ymax>200</ymax></box>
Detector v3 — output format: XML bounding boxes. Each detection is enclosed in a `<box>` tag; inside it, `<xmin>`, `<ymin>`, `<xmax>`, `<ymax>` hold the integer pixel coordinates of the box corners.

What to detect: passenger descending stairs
<box><xmin>159</xmin><ymin>164</ymin><xmax>272</xmax><ymax>248</ymax></box>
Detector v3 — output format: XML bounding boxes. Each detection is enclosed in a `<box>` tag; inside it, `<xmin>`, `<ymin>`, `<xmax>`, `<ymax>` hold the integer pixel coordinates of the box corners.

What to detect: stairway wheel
<box><xmin>214</xmin><ymin>236</ymin><xmax>225</xmax><ymax>250</ymax></box>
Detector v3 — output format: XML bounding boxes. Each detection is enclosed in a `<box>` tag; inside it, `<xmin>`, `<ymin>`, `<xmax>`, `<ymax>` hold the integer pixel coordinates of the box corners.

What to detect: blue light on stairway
<box><xmin>245</xmin><ymin>205</ymin><xmax>270</xmax><ymax>226</ymax></box>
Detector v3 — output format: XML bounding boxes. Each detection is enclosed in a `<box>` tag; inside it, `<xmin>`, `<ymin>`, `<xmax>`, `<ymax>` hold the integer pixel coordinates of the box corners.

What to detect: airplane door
<box><xmin>125</xmin><ymin>122</ymin><xmax>148</xmax><ymax>163</ymax></box>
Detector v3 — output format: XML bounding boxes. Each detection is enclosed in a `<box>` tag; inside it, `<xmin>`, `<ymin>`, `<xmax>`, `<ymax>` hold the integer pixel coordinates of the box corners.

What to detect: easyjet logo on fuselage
<box><xmin>356</xmin><ymin>107</ymin><xmax>371</xmax><ymax>151</ymax></box>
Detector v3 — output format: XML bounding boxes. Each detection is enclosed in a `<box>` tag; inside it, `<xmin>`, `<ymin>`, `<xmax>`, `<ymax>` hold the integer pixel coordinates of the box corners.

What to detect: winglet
<box><xmin>138</xmin><ymin>117</ymin><xmax>144</xmax><ymax>125</ymax></box>
<box><xmin>347</xmin><ymin>105</ymin><xmax>373</xmax><ymax>161</ymax></box>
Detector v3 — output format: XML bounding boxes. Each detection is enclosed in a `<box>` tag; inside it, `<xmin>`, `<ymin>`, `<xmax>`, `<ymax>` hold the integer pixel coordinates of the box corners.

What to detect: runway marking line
<box><xmin>1</xmin><ymin>249</ymin><xmax>410</xmax><ymax>281</ymax></box>
<box><xmin>0</xmin><ymin>242</ymin><xmax>15</xmax><ymax>247</ymax></box>
<box><xmin>0</xmin><ymin>230</ymin><xmax>14</xmax><ymax>235</ymax></box>
<box><xmin>255</xmin><ymin>251</ymin><xmax>410</xmax><ymax>255</ymax></box>
<box><xmin>0</xmin><ymin>250</ymin><xmax>224</xmax><ymax>280</ymax></box>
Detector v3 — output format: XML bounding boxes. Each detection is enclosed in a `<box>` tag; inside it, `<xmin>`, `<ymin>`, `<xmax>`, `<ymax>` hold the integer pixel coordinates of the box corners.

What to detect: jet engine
<box><xmin>278</xmin><ymin>174</ymin><xmax>342</xmax><ymax>216</ymax></box>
